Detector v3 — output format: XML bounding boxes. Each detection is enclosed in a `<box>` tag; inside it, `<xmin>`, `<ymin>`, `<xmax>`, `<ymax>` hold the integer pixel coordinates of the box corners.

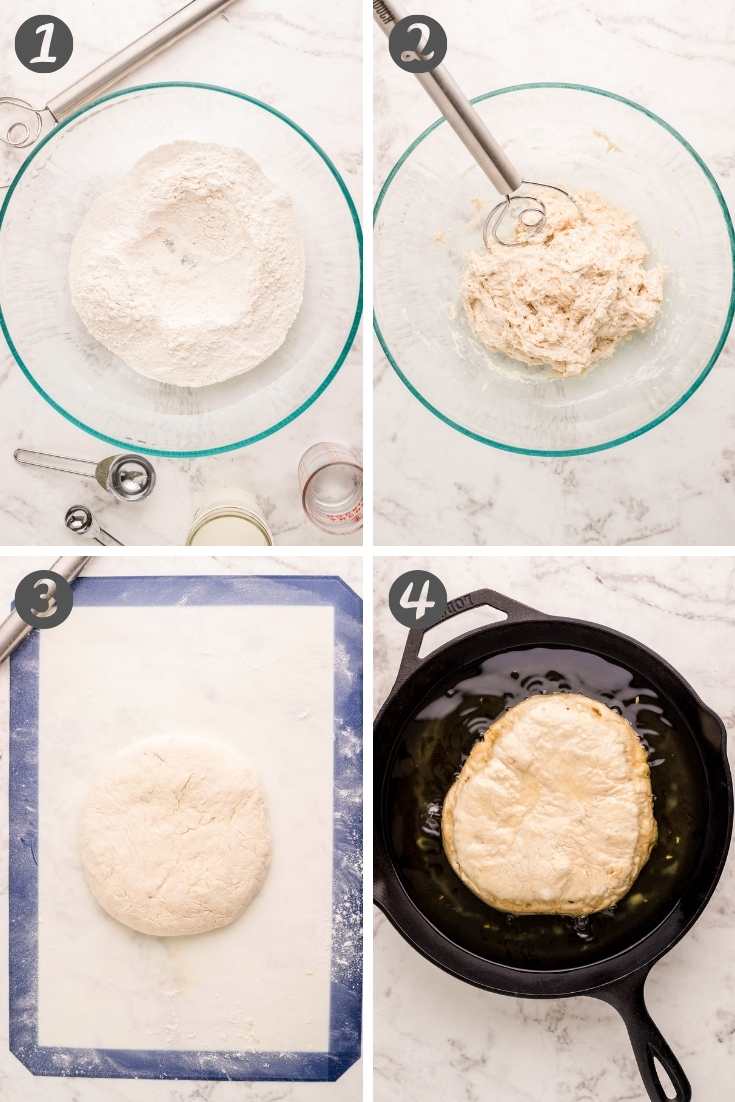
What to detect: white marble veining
<box><xmin>374</xmin><ymin>555</ymin><xmax>735</xmax><ymax>1101</ymax></box>
<box><xmin>374</xmin><ymin>0</ymin><xmax>735</xmax><ymax>546</ymax></box>
<box><xmin>0</xmin><ymin>553</ymin><xmax>361</xmax><ymax>1101</ymax></box>
<box><xmin>0</xmin><ymin>0</ymin><xmax>362</xmax><ymax>546</ymax></box>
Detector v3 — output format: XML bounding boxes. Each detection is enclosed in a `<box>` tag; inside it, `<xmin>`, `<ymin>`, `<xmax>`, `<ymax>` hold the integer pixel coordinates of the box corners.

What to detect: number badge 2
<box><xmin>388</xmin><ymin>14</ymin><xmax>448</xmax><ymax>74</ymax></box>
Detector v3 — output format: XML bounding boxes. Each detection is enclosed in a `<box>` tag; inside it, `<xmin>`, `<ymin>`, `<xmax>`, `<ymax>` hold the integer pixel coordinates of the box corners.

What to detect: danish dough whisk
<box><xmin>373</xmin><ymin>0</ymin><xmax>577</xmax><ymax>246</ymax></box>
<box><xmin>0</xmin><ymin>0</ymin><xmax>236</xmax><ymax>189</ymax></box>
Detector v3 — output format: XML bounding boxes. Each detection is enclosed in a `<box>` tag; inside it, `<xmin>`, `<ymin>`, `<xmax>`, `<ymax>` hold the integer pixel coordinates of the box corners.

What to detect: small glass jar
<box><xmin>298</xmin><ymin>443</ymin><xmax>363</xmax><ymax>535</ymax></box>
<box><xmin>185</xmin><ymin>493</ymin><xmax>273</xmax><ymax>547</ymax></box>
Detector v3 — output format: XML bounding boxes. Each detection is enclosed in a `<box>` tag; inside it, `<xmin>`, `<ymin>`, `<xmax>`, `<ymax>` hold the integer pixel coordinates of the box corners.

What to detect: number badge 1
<box><xmin>389</xmin><ymin>570</ymin><xmax>448</xmax><ymax>630</ymax></box>
<box><xmin>15</xmin><ymin>15</ymin><xmax>74</xmax><ymax>74</ymax></box>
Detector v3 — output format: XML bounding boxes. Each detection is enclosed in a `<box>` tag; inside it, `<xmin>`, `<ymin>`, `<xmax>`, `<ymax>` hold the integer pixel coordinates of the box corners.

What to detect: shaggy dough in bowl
<box><xmin>80</xmin><ymin>735</ymin><xmax>271</xmax><ymax>936</ymax></box>
<box><xmin>442</xmin><ymin>693</ymin><xmax>657</xmax><ymax>916</ymax></box>
<box><xmin>462</xmin><ymin>189</ymin><xmax>664</xmax><ymax>376</ymax></box>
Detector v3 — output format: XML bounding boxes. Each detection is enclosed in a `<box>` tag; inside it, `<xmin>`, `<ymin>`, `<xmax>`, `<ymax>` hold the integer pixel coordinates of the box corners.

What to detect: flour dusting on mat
<box><xmin>69</xmin><ymin>141</ymin><xmax>305</xmax><ymax>388</ymax></box>
<box><xmin>461</xmin><ymin>189</ymin><xmax>664</xmax><ymax>376</ymax></box>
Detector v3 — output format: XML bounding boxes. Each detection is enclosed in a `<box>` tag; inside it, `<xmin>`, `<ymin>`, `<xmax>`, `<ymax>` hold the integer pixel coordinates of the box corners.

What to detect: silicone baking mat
<box><xmin>8</xmin><ymin>574</ymin><xmax>362</xmax><ymax>1081</ymax></box>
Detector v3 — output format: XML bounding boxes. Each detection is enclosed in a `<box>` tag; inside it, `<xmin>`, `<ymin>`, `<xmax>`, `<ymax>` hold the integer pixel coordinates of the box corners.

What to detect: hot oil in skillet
<box><xmin>387</xmin><ymin>646</ymin><xmax>707</xmax><ymax>969</ymax></box>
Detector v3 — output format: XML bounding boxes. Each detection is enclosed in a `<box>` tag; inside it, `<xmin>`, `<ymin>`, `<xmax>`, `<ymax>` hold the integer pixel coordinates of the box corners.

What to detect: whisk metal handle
<box><xmin>47</xmin><ymin>0</ymin><xmax>236</xmax><ymax>122</ymax></box>
<box><xmin>415</xmin><ymin>67</ymin><xmax>522</xmax><ymax>195</ymax></box>
<box><xmin>373</xmin><ymin>0</ymin><xmax>522</xmax><ymax>195</ymax></box>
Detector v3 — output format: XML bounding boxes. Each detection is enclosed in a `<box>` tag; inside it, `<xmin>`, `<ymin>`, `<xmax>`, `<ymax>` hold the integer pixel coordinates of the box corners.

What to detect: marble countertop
<box><xmin>0</xmin><ymin>553</ymin><xmax>361</xmax><ymax>1101</ymax></box>
<box><xmin>374</xmin><ymin>555</ymin><xmax>735</xmax><ymax>1101</ymax></box>
<box><xmin>0</xmin><ymin>0</ymin><xmax>362</xmax><ymax>547</ymax></box>
<box><xmin>374</xmin><ymin>0</ymin><xmax>735</xmax><ymax>546</ymax></box>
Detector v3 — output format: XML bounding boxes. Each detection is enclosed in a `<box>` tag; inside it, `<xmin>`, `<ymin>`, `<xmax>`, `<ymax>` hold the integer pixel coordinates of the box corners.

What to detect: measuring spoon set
<box><xmin>14</xmin><ymin>447</ymin><xmax>157</xmax><ymax>545</ymax></box>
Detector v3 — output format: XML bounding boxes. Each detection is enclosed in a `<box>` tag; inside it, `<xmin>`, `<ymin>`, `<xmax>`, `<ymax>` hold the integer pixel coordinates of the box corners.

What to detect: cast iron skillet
<box><xmin>374</xmin><ymin>587</ymin><xmax>733</xmax><ymax>1102</ymax></box>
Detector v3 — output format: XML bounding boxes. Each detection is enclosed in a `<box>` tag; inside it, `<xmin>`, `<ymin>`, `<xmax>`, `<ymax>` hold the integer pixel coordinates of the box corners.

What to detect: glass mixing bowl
<box><xmin>374</xmin><ymin>83</ymin><xmax>735</xmax><ymax>456</ymax></box>
<box><xmin>0</xmin><ymin>82</ymin><xmax>362</xmax><ymax>457</ymax></box>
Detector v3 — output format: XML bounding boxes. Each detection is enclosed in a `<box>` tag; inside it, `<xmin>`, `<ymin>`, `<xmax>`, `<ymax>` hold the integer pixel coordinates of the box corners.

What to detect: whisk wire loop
<box><xmin>0</xmin><ymin>98</ymin><xmax>43</xmax><ymax>149</ymax></box>
<box><xmin>484</xmin><ymin>181</ymin><xmax>576</xmax><ymax>248</ymax></box>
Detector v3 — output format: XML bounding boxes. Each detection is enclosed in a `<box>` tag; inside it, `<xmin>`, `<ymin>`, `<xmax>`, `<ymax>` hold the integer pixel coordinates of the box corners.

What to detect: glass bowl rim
<box><xmin>0</xmin><ymin>79</ymin><xmax>364</xmax><ymax>459</ymax></box>
<box><xmin>373</xmin><ymin>81</ymin><xmax>735</xmax><ymax>458</ymax></box>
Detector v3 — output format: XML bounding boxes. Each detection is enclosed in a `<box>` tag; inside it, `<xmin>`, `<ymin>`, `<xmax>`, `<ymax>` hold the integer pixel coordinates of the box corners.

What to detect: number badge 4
<box><xmin>389</xmin><ymin>570</ymin><xmax>448</xmax><ymax>630</ymax></box>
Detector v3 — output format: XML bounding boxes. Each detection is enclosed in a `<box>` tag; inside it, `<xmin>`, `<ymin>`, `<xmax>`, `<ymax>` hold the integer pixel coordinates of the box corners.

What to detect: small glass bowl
<box><xmin>374</xmin><ymin>83</ymin><xmax>735</xmax><ymax>456</ymax></box>
<box><xmin>0</xmin><ymin>82</ymin><xmax>363</xmax><ymax>458</ymax></box>
<box><xmin>299</xmin><ymin>442</ymin><xmax>363</xmax><ymax>534</ymax></box>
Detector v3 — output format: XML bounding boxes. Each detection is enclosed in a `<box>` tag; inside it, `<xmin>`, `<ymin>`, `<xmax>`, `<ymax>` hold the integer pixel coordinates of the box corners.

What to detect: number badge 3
<box><xmin>15</xmin><ymin>570</ymin><xmax>74</xmax><ymax>630</ymax></box>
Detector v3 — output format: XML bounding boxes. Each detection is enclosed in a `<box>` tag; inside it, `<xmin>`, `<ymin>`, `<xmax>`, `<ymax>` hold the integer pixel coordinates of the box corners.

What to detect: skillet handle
<box><xmin>391</xmin><ymin>586</ymin><xmax>541</xmax><ymax>696</ymax></box>
<box><xmin>593</xmin><ymin>971</ymin><xmax>691</xmax><ymax>1102</ymax></box>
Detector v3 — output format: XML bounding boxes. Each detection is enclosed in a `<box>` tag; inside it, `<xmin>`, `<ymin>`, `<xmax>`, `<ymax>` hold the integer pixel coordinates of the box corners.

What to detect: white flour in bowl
<box><xmin>461</xmin><ymin>189</ymin><xmax>664</xmax><ymax>376</ymax></box>
<box><xmin>69</xmin><ymin>141</ymin><xmax>305</xmax><ymax>388</ymax></box>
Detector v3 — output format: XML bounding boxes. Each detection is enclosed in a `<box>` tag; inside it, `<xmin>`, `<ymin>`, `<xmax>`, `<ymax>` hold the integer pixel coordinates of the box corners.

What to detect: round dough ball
<box><xmin>442</xmin><ymin>693</ymin><xmax>657</xmax><ymax>916</ymax></box>
<box><xmin>80</xmin><ymin>735</ymin><xmax>271</xmax><ymax>936</ymax></box>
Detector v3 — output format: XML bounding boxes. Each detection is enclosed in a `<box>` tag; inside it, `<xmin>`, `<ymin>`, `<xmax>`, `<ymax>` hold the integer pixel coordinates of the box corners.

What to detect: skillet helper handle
<box><xmin>393</xmin><ymin>586</ymin><xmax>541</xmax><ymax>692</ymax></box>
<box><xmin>594</xmin><ymin>971</ymin><xmax>691</xmax><ymax>1102</ymax></box>
<box><xmin>47</xmin><ymin>0</ymin><xmax>237</xmax><ymax>122</ymax></box>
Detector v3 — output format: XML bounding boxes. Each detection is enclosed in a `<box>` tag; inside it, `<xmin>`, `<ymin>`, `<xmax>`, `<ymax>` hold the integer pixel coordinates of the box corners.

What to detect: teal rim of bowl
<box><xmin>374</xmin><ymin>81</ymin><xmax>735</xmax><ymax>458</ymax></box>
<box><xmin>0</xmin><ymin>80</ymin><xmax>363</xmax><ymax>459</ymax></box>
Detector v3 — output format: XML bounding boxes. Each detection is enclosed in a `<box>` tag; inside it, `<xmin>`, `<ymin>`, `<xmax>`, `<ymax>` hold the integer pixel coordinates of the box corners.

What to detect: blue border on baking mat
<box><xmin>8</xmin><ymin>575</ymin><xmax>362</xmax><ymax>1082</ymax></box>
